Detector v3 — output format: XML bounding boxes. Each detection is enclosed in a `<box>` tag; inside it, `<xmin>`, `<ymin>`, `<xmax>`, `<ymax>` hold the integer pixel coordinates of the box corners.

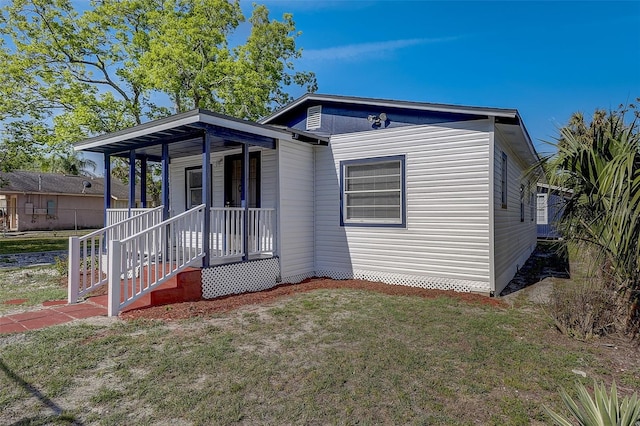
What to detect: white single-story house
<box><xmin>68</xmin><ymin>94</ymin><xmax>539</xmax><ymax>316</ymax></box>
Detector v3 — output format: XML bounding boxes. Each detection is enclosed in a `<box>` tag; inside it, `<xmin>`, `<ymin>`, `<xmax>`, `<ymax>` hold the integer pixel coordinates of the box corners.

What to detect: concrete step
<box><xmin>88</xmin><ymin>268</ymin><xmax>202</xmax><ymax>313</ymax></box>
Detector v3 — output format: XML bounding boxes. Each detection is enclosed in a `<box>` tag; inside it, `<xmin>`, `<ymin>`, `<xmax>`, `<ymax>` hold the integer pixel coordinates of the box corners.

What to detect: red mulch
<box><xmin>121</xmin><ymin>277</ymin><xmax>505</xmax><ymax>321</ymax></box>
<box><xmin>3</xmin><ymin>298</ymin><xmax>28</xmax><ymax>305</ymax></box>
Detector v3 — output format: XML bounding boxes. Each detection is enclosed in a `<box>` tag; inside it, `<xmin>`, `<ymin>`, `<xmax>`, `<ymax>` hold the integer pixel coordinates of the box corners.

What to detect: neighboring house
<box><xmin>70</xmin><ymin>93</ymin><xmax>540</xmax><ymax>316</ymax></box>
<box><xmin>0</xmin><ymin>171</ymin><xmax>140</xmax><ymax>231</ymax></box>
<box><xmin>536</xmin><ymin>183</ymin><xmax>571</xmax><ymax>239</ymax></box>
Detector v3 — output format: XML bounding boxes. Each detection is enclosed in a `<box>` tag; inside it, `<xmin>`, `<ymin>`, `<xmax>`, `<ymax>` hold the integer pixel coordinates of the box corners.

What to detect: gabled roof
<box><xmin>261</xmin><ymin>93</ymin><xmax>539</xmax><ymax>164</ymax></box>
<box><xmin>74</xmin><ymin>108</ymin><xmax>328</xmax><ymax>158</ymax></box>
<box><xmin>261</xmin><ymin>93</ymin><xmax>521</xmax><ymax>124</ymax></box>
<box><xmin>0</xmin><ymin>171</ymin><xmax>137</xmax><ymax>200</ymax></box>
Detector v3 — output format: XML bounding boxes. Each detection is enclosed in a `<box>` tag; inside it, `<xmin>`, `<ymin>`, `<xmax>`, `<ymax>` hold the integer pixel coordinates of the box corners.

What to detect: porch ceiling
<box><xmin>73</xmin><ymin>109</ymin><xmax>304</xmax><ymax>160</ymax></box>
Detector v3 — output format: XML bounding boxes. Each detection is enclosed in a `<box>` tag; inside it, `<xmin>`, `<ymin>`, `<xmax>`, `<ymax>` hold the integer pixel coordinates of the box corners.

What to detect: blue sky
<box><xmin>241</xmin><ymin>0</ymin><xmax>640</xmax><ymax>156</ymax></box>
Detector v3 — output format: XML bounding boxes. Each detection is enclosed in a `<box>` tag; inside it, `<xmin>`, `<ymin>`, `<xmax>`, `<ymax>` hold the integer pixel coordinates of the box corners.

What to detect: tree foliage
<box><xmin>0</xmin><ymin>0</ymin><xmax>316</xmax><ymax>173</ymax></box>
<box><xmin>544</xmin><ymin>101</ymin><xmax>640</xmax><ymax>332</ymax></box>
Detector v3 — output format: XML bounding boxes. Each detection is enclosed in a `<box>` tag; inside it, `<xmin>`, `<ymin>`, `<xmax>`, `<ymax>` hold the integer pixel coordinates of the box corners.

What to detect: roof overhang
<box><xmin>261</xmin><ymin>93</ymin><xmax>521</xmax><ymax>124</ymax></box>
<box><xmin>263</xmin><ymin>93</ymin><xmax>539</xmax><ymax>168</ymax></box>
<box><xmin>75</xmin><ymin>109</ymin><xmax>298</xmax><ymax>159</ymax></box>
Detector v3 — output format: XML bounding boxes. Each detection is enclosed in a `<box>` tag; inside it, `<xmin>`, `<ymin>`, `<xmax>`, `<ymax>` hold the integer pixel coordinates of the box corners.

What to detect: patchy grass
<box><xmin>0</xmin><ymin>266</ymin><xmax>65</xmax><ymax>314</ymax></box>
<box><xmin>1</xmin><ymin>290</ymin><xmax>638</xmax><ymax>425</ymax></box>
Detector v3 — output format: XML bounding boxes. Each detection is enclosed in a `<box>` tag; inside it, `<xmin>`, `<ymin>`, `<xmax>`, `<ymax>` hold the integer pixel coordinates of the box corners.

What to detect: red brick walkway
<box><xmin>0</xmin><ymin>301</ymin><xmax>107</xmax><ymax>334</ymax></box>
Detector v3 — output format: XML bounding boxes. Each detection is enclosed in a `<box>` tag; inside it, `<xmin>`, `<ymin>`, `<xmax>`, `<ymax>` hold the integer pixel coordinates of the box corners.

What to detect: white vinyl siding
<box><xmin>277</xmin><ymin>139</ymin><xmax>315</xmax><ymax>283</ymax></box>
<box><xmin>315</xmin><ymin>120</ymin><xmax>492</xmax><ymax>292</ymax></box>
<box><xmin>492</xmin><ymin>130</ymin><xmax>537</xmax><ymax>294</ymax></box>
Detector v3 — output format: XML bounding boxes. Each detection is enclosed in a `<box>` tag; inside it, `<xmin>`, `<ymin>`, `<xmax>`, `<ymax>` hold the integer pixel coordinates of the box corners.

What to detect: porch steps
<box><xmin>87</xmin><ymin>267</ymin><xmax>202</xmax><ymax>313</ymax></box>
<box><xmin>149</xmin><ymin>269</ymin><xmax>202</xmax><ymax>306</ymax></box>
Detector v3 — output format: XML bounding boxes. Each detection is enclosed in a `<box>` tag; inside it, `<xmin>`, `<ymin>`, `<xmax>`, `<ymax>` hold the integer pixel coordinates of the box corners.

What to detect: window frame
<box><xmin>340</xmin><ymin>155</ymin><xmax>406</xmax><ymax>228</ymax></box>
<box><xmin>46</xmin><ymin>200</ymin><xmax>55</xmax><ymax>216</ymax></box>
<box><xmin>520</xmin><ymin>184</ymin><xmax>525</xmax><ymax>222</ymax></box>
<box><xmin>184</xmin><ymin>165</ymin><xmax>211</xmax><ymax>210</ymax></box>
<box><xmin>501</xmin><ymin>152</ymin><xmax>508</xmax><ymax>209</ymax></box>
<box><xmin>530</xmin><ymin>189</ymin><xmax>535</xmax><ymax>222</ymax></box>
<box><xmin>537</xmin><ymin>193</ymin><xmax>548</xmax><ymax>225</ymax></box>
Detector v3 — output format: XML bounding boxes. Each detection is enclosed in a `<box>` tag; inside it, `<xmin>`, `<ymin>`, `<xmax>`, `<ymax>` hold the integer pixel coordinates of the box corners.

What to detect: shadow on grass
<box><xmin>500</xmin><ymin>240</ymin><xmax>570</xmax><ymax>296</ymax></box>
<box><xmin>0</xmin><ymin>358</ymin><xmax>82</xmax><ymax>425</ymax></box>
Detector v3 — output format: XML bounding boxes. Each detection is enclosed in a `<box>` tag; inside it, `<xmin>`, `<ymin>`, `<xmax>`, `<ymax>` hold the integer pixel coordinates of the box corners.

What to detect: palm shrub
<box><xmin>543</xmin><ymin>102</ymin><xmax>640</xmax><ymax>335</ymax></box>
<box><xmin>545</xmin><ymin>381</ymin><xmax>640</xmax><ymax>426</ymax></box>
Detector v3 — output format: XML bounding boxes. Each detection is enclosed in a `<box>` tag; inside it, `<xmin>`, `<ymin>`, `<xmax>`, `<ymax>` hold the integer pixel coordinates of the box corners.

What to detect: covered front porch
<box><xmin>66</xmin><ymin>109</ymin><xmax>325</xmax><ymax>316</ymax></box>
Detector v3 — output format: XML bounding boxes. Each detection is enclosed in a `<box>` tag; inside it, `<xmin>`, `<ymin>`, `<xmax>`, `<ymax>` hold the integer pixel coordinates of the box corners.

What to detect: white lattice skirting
<box><xmin>202</xmin><ymin>257</ymin><xmax>280</xmax><ymax>299</ymax></box>
<box><xmin>280</xmin><ymin>272</ymin><xmax>315</xmax><ymax>285</ymax></box>
<box><xmin>314</xmin><ymin>269</ymin><xmax>490</xmax><ymax>294</ymax></box>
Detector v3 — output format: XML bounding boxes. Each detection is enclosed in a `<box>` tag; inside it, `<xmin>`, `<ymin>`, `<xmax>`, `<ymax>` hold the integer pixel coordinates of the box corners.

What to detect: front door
<box><xmin>224</xmin><ymin>152</ymin><xmax>260</xmax><ymax>208</ymax></box>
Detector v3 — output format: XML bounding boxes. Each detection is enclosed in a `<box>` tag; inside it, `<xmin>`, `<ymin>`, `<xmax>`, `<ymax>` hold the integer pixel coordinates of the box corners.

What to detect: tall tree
<box><xmin>0</xmin><ymin>0</ymin><xmax>316</xmax><ymax>170</ymax></box>
<box><xmin>38</xmin><ymin>150</ymin><xmax>97</xmax><ymax>176</ymax></box>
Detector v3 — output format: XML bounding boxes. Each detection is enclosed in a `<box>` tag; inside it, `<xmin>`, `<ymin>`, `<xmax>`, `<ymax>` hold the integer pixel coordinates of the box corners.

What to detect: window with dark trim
<box><xmin>529</xmin><ymin>185</ymin><xmax>535</xmax><ymax>221</ymax></box>
<box><xmin>185</xmin><ymin>166</ymin><xmax>204</xmax><ymax>209</ymax></box>
<box><xmin>520</xmin><ymin>184</ymin><xmax>525</xmax><ymax>222</ymax></box>
<box><xmin>501</xmin><ymin>152</ymin><xmax>508</xmax><ymax>208</ymax></box>
<box><xmin>340</xmin><ymin>155</ymin><xmax>405</xmax><ymax>227</ymax></box>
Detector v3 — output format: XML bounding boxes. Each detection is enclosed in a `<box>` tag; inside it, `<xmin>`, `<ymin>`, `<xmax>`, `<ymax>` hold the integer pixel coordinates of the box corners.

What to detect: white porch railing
<box><xmin>68</xmin><ymin>206</ymin><xmax>164</xmax><ymax>303</ymax></box>
<box><xmin>249</xmin><ymin>208</ymin><xmax>275</xmax><ymax>255</ymax></box>
<box><xmin>210</xmin><ymin>207</ymin><xmax>275</xmax><ymax>258</ymax></box>
<box><xmin>108</xmin><ymin>204</ymin><xmax>206</xmax><ymax>316</ymax></box>
<box><xmin>106</xmin><ymin>207</ymin><xmax>163</xmax><ymax>228</ymax></box>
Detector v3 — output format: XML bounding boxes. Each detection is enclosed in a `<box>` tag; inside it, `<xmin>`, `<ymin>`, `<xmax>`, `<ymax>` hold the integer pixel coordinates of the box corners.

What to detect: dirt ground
<box><xmin>122</xmin><ymin>241</ymin><xmax>567</xmax><ymax>322</ymax></box>
<box><xmin>122</xmin><ymin>277</ymin><xmax>505</xmax><ymax>321</ymax></box>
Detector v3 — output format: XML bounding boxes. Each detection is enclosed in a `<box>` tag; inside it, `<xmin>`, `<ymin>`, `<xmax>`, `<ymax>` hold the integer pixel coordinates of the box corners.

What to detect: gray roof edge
<box><xmin>260</xmin><ymin>93</ymin><xmax>519</xmax><ymax>124</ymax></box>
<box><xmin>515</xmin><ymin>110</ymin><xmax>540</xmax><ymax>162</ymax></box>
<box><xmin>74</xmin><ymin>109</ymin><xmax>202</xmax><ymax>150</ymax></box>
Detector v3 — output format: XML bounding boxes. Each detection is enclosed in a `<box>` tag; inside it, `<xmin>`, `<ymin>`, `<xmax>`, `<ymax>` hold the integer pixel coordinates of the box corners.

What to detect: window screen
<box><xmin>341</xmin><ymin>156</ymin><xmax>405</xmax><ymax>226</ymax></box>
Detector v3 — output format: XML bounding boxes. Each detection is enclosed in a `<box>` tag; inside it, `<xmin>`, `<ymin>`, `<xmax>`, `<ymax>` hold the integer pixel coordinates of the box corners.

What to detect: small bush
<box><xmin>547</xmin><ymin>278</ymin><xmax>624</xmax><ymax>339</ymax></box>
<box><xmin>545</xmin><ymin>380</ymin><xmax>640</xmax><ymax>426</ymax></box>
<box><xmin>53</xmin><ymin>255</ymin><xmax>68</xmax><ymax>277</ymax></box>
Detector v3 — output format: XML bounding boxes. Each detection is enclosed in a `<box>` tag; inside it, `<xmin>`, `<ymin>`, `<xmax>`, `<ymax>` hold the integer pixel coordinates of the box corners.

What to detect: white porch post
<box><xmin>107</xmin><ymin>240</ymin><xmax>121</xmax><ymax>317</ymax></box>
<box><xmin>67</xmin><ymin>236</ymin><xmax>79</xmax><ymax>304</ymax></box>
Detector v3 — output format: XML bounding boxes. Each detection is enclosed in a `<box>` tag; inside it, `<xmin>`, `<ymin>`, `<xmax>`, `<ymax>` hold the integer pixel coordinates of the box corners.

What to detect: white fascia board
<box><xmin>516</xmin><ymin>112</ymin><xmax>540</xmax><ymax>163</ymax></box>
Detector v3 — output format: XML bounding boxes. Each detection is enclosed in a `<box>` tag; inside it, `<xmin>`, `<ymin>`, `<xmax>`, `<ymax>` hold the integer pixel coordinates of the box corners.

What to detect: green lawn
<box><xmin>1</xmin><ymin>288</ymin><xmax>638</xmax><ymax>425</ymax></box>
<box><xmin>0</xmin><ymin>237</ymin><xmax>69</xmax><ymax>255</ymax></box>
<box><xmin>0</xmin><ymin>230</ymin><xmax>94</xmax><ymax>255</ymax></box>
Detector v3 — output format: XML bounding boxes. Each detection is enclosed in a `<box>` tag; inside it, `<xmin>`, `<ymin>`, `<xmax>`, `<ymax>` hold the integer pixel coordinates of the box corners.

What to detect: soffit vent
<box><xmin>306</xmin><ymin>105</ymin><xmax>322</xmax><ymax>130</ymax></box>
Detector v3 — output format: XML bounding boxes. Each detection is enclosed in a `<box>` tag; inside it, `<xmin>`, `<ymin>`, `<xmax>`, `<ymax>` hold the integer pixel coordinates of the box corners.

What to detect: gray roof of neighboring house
<box><xmin>0</xmin><ymin>171</ymin><xmax>139</xmax><ymax>200</ymax></box>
